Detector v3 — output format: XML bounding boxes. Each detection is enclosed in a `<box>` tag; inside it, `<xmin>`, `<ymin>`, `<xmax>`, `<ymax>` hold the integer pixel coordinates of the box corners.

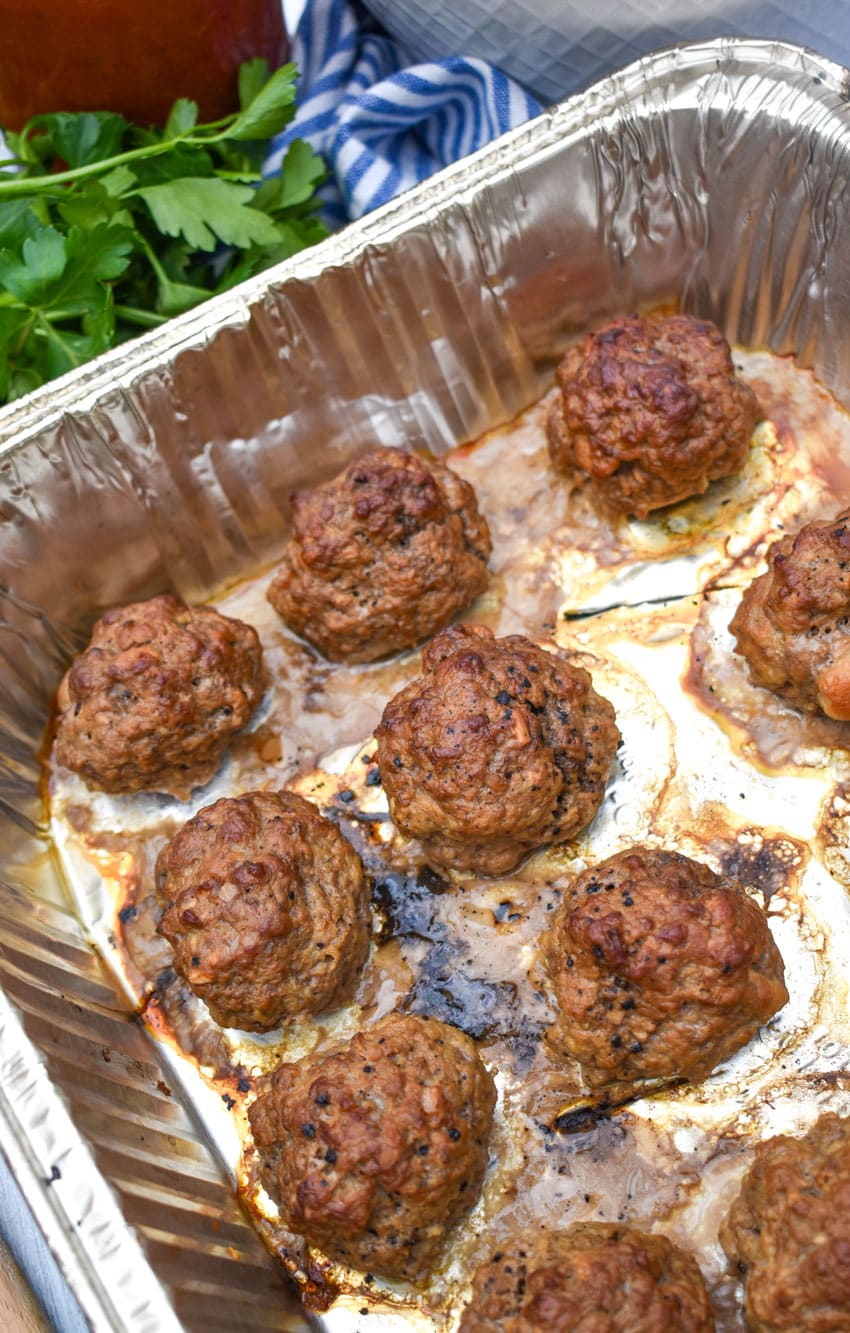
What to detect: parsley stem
<box><xmin>12</xmin><ymin>317</ymin><xmax>35</xmax><ymax>358</ymax></box>
<box><xmin>0</xmin><ymin>123</ymin><xmax>237</xmax><ymax>200</ymax></box>
<box><xmin>35</xmin><ymin>311</ymin><xmax>84</xmax><ymax>367</ymax></box>
<box><xmin>114</xmin><ymin>304</ymin><xmax>169</xmax><ymax>327</ymax></box>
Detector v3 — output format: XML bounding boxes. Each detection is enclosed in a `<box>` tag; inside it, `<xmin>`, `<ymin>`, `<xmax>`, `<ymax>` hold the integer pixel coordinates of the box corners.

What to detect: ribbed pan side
<box><xmin>0</xmin><ymin>873</ymin><xmax>311</xmax><ymax>1332</ymax></box>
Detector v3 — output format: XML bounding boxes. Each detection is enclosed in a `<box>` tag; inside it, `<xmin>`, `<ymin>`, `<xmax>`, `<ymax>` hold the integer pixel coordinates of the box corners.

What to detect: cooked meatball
<box><xmin>267</xmin><ymin>446</ymin><xmax>491</xmax><ymax>663</ymax></box>
<box><xmin>459</xmin><ymin>1224</ymin><xmax>714</xmax><ymax>1332</ymax></box>
<box><xmin>541</xmin><ymin>846</ymin><xmax>787</xmax><ymax>1088</ymax></box>
<box><xmin>373</xmin><ymin>622</ymin><xmax>620</xmax><ymax>876</ymax></box>
<box><xmin>720</xmin><ymin>1113</ymin><xmax>850</xmax><ymax>1332</ymax></box>
<box><xmin>730</xmin><ymin>512</ymin><xmax>850</xmax><ymax>720</ymax></box>
<box><xmin>547</xmin><ymin>313</ymin><xmax>760</xmax><ymax>518</ymax></box>
<box><xmin>248</xmin><ymin>1011</ymin><xmax>496</xmax><ymax>1279</ymax></box>
<box><xmin>54</xmin><ymin>594</ymin><xmax>263</xmax><ymax>796</ymax></box>
<box><xmin>155</xmin><ymin>791</ymin><xmax>370</xmax><ymax>1031</ymax></box>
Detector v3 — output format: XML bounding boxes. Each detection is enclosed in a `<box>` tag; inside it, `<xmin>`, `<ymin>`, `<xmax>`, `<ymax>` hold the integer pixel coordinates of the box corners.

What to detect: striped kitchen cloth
<box><xmin>264</xmin><ymin>0</ymin><xmax>542</xmax><ymax>225</ymax></box>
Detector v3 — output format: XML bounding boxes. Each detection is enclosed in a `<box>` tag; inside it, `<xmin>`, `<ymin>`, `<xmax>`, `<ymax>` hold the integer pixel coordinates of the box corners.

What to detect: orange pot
<box><xmin>0</xmin><ymin>0</ymin><xmax>288</xmax><ymax>131</ymax></box>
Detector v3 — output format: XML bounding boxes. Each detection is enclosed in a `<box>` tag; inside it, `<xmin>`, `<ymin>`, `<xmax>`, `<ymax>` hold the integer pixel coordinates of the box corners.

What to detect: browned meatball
<box><xmin>720</xmin><ymin>1113</ymin><xmax>850</xmax><ymax>1332</ymax></box>
<box><xmin>541</xmin><ymin>847</ymin><xmax>787</xmax><ymax>1088</ymax></box>
<box><xmin>54</xmin><ymin>594</ymin><xmax>263</xmax><ymax>796</ymax></box>
<box><xmin>547</xmin><ymin>313</ymin><xmax>760</xmax><ymax>518</ymax></box>
<box><xmin>267</xmin><ymin>447</ymin><xmax>491</xmax><ymax>663</ymax></box>
<box><xmin>730</xmin><ymin>512</ymin><xmax>850</xmax><ymax>720</ymax></box>
<box><xmin>155</xmin><ymin>791</ymin><xmax>370</xmax><ymax>1031</ymax></box>
<box><xmin>459</xmin><ymin>1224</ymin><xmax>715</xmax><ymax>1332</ymax></box>
<box><xmin>374</xmin><ymin>623</ymin><xmax>620</xmax><ymax>876</ymax></box>
<box><xmin>248</xmin><ymin>1011</ymin><xmax>496</xmax><ymax>1279</ymax></box>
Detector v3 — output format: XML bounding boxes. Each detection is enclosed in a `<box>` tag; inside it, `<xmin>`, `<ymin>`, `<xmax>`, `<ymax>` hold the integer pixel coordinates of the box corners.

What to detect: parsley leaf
<box><xmin>238</xmin><ymin>60</ymin><xmax>274</xmax><ymax>112</ymax></box>
<box><xmin>228</xmin><ymin>63</ymin><xmax>299</xmax><ymax>141</ymax></box>
<box><xmin>256</xmin><ymin>139</ymin><xmax>327</xmax><ymax>212</ymax></box>
<box><xmin>31</xmin><ymin>111</ymin><xmax>130</xmax><ymax>168</ymax></box>
<box><xmin>0</xmin><ymin>61</ymin><xmax>328</xmax><ymax>405</ymax></box>
<box><xmin>0</xmin><ymin>228</ymin><xmax>68</xmax><ymax>304</ymax></box>
<box><xmin>163</xmin><ymin>99</ymin><xmax>198</xmax><ymax>140</ymax></box>
<box><xmin>0</xmin><ymin>199</ymin><xmax>42</xmax><ymax>247</ymax></box>
<box><xmin>137</xmin><ymin>177</ymin><xmax>282</xmax><ymax>251</ymax></box>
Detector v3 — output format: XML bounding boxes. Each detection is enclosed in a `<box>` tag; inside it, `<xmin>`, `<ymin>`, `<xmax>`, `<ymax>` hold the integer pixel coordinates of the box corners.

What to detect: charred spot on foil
<box><xmin>716</xmin><ymin>827</ymin><xmax>808</xmax><ymax>902</ymax></box>
<box><xmin>370</xmin><ymin>866</ymin><xmax>450</xmax><ymax>942</ymax></box>
<box><xmin>298</xmin><ymin>1255</ymin><xmax>339</xmax><ymax>1314</ymax></box>
<box><xmin>553</xmin><ymin>1102</ymin><xmax>611</xmax><ymax>1134</ymax></box>
<box><xmin>369</xmin><ymin>864</ymin><xmax>544</xmax><ymax>1055</ymax></box>
<box><xmin>404</xmin><ymin>955</ymin><xmax>532</xmax><ymax>1046</ymax></box>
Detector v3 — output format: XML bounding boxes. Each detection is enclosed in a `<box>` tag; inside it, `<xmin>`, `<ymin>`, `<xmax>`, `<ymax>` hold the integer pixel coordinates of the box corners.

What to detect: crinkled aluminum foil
<box><xmin>2</xmin><ymin>36</ymin><xmax>850</xmax><ymax>1333</ymax></box>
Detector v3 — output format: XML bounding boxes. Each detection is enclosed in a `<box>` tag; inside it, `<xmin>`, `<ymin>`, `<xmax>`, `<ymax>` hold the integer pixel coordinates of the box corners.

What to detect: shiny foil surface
<box><xmin>2</xmin><ymin>37</ymin><xmax>850</xmax><ymax>1333</ymax></box>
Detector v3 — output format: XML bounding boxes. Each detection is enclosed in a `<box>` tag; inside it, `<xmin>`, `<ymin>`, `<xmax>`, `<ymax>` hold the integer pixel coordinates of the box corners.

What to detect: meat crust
<box><xmin>720</xmin><ymin>1113</ymin><xmax>850</xmax><ymax>1332</ymax></box>
<box><xmin>730</xmin><ymin>512</ymin><xmax>850</xmax><ymax>719</ymax></box>
<box><xmin>541</xmin><ymin>847</ymin><xmax>787</xmax><ymax>1088</ymax></box>
<box><xmin>267</xmin><ymin>447</ymin><xmax>491</xmax><ymax>663</ymax></box>
<box><xmin>459</xmin><ymin>1224</ymin><xmax>715</xmax><ymax>1332</ymax></box>
<box><xmin>248</xmin><ymin>1011</ymin><xmax>496</xmax><ymax>1278</ymax></box>
<box><xmin>373</xmin><ymin>622</ymin><xmax>620</xmax><ymax>875</ymax></box>
<box><xmin>156</xmin><ymin>791</ymin><xmax>370</xmax><ymax>1032</ymax></box>
<box><xmin>54</xmin><ymin>594</ymin><xmax>263</xmax><ymax>796</ymax></box>
<box><xmin>547</xmin><ymin>313</ymin><xmax>760</xmax><ymax>518</ymax></box>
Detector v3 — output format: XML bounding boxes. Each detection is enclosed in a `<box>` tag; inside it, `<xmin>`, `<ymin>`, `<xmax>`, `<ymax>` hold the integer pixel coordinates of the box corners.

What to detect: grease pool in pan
<box><xmin>48</xmin><ymin>349</ymin><xmax>850</xmax><ymax>1330</ymax></box>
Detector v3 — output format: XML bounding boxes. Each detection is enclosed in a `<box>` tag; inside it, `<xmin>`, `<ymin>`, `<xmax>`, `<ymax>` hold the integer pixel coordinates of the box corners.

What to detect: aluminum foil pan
<box><xmin>2</xmin><ymin>35</ymin><xmax>850</xmax><ymax>1333</ymax></box>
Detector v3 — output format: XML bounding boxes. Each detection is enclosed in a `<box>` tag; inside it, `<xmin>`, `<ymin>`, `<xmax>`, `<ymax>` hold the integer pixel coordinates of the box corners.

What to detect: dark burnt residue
<box><xmin>553</xmin><ymin>1101</ymin><xmax>613</xmax><ymax>1134</ymax></box>
<box><xmin>371</xmin><ymin>864</ymin><xmax>451</xmax><ymax>942</ymax></box>
<box><xmin>299</xmin><ymin>1253</ymin><xmax>340</xmax><ymax>1313</ymax></box>
<box><xmin>271</xmin><ymin>1243</ymin><xmax>339</xmax><ymax>1314</ymax></box>
<box><xmin>713</xmin><ymin>827</ymin><xmax>809</xmax><ymax>903</ymax></box>
<box><xmin>371</xmin><ymin>867</ymin><xmax>544</xmax><ymax>1058</ymax></box>
<box><xmin>552</xmin><ymin>1077</ymin><xmax>688</xmax><ymax>1135</ymax></box>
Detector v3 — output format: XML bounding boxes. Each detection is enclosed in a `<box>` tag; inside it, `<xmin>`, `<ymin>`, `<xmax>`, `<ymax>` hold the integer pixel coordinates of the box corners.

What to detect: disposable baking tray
<box><xmin>2</xmin><ymin>35</ymin><xmax>850</xmax><ymax>1333</ymax></box>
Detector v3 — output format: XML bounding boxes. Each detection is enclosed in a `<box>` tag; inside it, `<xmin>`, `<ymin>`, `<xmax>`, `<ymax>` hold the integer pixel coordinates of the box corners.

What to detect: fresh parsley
<box><xmin>0</xmin><ymin>61</ymin><xmax>328</xmax><ymax>404</ymax></box>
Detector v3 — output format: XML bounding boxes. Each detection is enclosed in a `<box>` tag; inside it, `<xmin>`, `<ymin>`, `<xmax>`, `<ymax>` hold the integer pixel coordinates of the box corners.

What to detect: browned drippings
<box><xmin>47</xmin><ymin>351</ymin><xmax>850</xmax><ymax>1330</ymax></box>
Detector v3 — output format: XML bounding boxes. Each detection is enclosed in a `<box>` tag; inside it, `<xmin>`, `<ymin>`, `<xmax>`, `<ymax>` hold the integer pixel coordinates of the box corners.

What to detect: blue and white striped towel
<box><xmin>265</xmin><ymin>0</ymin><xmax>541</xmax><ymax>225</ymax></box>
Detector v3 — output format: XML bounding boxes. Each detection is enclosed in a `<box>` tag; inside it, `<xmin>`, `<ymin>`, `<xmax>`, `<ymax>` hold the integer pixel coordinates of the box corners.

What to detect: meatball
<box><xmin>155</xmin><ymin>791</ymin><xmax>370</xmax><ymax>1031</ymax></box>
<box><xmin>54</xmin><ymin>594</ymin><xmax>263</xmax><ymax>796</ymax></box>
<box><xmin>541</xmin><ymin>847</ymin><xmax>787</xmax><ymax>1088</ymax></box>
<box><xmin>248</xmin><ymin>1011</ymin><xmax>496</xmax><ymax>1279</ymax></box>
<box><xmin>547</xmin><ymin>313</ymin><xmax>760</xmax><ymax>518</ymax></box>
<box><xmin>720</xmin><ymin>1113</ymin><xmax>850</xmax><ymax>1332</ymax></box>
<box><xmin>373</xmin><ymin>622</ymin><xmax>620</xmax><ymax>876</ymax></box>
<box><xmin>730</xmin><ymin>512</ymin><xmax>850</xmax><ymax>720</ymax></box>
<box><xmin>459</xmin><ymin>1224</ymin><xmax>714</xmax><ymax>1332</ymax></box>
<box><xmin>267</xmin><ymin>446</ymin><xmax>491</xmax><ymax>663</ymax></box>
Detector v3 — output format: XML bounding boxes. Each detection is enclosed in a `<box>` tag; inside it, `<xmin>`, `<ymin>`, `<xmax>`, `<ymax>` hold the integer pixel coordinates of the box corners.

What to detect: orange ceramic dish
<box><xmin>0</xmin><ymin>0</ymin><xmax>288</xmax><ymax>130</ymax></box>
